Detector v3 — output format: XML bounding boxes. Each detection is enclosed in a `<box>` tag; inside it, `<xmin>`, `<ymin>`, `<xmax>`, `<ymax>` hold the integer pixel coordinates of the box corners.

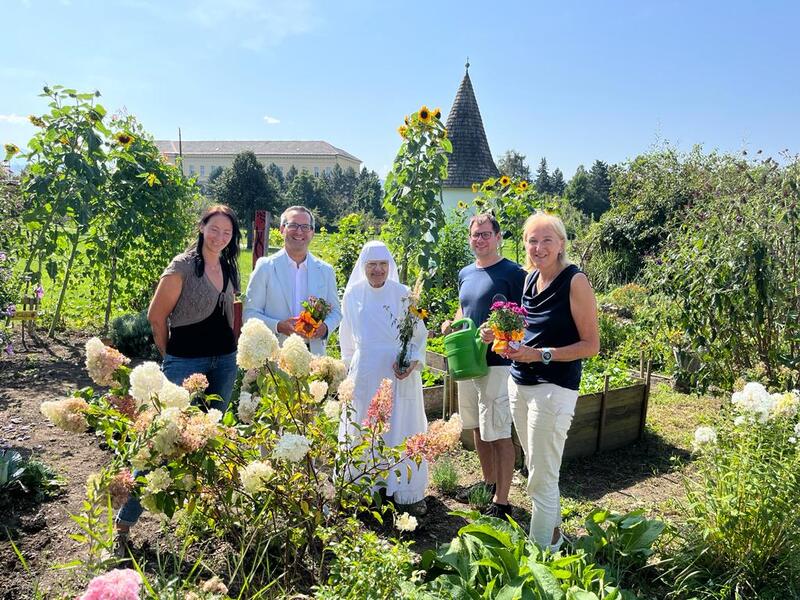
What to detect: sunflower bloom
<box><xmin>28</xmin><ymin>115</ymin><xmax>45</xmax><ymax>127</ymax></box>
<box><xmin>4</xmin><ymin>143</ymin><xmax>20</xmax><ymax>159</ymax></box>
<box><xmin>115</xmin><ymin>132</ymin><xmax>134</xmax><ymax>147</ymax></box>
<box><xmin>397</xmin><ymin>125</ymin><xmax>409</xmax><ymax>138</ymax></box>
<box><xmin>458</xmin><ymin>201</ymin><xmax>467</xmax><ymax>210</ymax></box>
<box><xmin>418</xmin><ymin>105</ymin><xmax>432</xmax><ymax>124</ymax></box>
<box><xmin>499</xmin><ymin>175</ymin><xmax>511</xmax><ymax>187</ymax></box>
<box><xmin>433</xmin><ymin>107</ymin><xmax>442</xmax><ymax>119</ymax></box>
<box><xmin>519</xmin><ymin>180</ymin><xmax>529</xmax><ymax>191</ymax></box>
<box><xmin>146</xmin><ymin>173</ymin><xmax>159</xmax><ymax>187</ymax></box>
<box><xmin>471</xmin><ymin>183</ymin><xmax>479</xmax><ymax>193</ymax></box>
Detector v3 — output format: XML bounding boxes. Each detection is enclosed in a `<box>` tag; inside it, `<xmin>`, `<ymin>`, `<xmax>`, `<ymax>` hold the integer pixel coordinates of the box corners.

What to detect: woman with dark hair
<box><xmin>115</xmin><ymin>204</ymin><xmax>241</xmax><ymax>553</ymax></box>
<box><xmin>146</xmin><ymin>203</ymin><xmax>241</xmax><ymax>410</ymax></box>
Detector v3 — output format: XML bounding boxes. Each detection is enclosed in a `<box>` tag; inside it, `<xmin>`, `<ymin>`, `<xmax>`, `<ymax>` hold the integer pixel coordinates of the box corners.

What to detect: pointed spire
<box><xmin>444</xmin><ymin>66</ymin><xmax>499</xmax><ymax>188</ymax></box>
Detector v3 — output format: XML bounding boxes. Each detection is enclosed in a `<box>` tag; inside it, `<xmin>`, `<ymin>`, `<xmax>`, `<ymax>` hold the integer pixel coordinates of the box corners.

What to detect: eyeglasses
<box><xmin>470</xmin><ymin>231</ymin><xmax>495</xmax><ymax>240</ymax></box>
<box><xmin>285</xmin><ymin>223</ymin><xmax>313</xmax><ymax>232</ymax></box>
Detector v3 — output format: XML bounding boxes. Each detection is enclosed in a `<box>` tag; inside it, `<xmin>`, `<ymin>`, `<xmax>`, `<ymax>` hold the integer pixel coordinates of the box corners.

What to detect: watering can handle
<box><xmin>449</xmin><ymin>317</ymin><xmax>476</xmax><ymax>332</ymax></box>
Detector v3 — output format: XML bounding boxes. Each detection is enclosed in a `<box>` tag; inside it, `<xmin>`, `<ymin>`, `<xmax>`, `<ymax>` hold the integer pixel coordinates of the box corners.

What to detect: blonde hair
<box><xmin>522</xmin><ymin>212</ymin><xmax>571</xmax><ymax>272</ymax></box>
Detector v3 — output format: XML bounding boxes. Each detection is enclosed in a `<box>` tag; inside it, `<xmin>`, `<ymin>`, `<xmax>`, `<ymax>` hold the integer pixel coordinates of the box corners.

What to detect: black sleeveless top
<box><xmin>510</xmin><ymin>264</ymin><xmax>583</xmax><ymax>391</ymax></box>
<box><xmin>166</xmin><ymin>266</ymin><xmax>236</xmax><ymax>358</ymax></box>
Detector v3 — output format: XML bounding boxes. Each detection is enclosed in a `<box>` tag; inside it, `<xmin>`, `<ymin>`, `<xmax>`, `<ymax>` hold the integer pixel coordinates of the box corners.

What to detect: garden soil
<box><xmin>0</xmin><ymin>331</ymin><xmax>719</xmax><ymax>599</ymax></box>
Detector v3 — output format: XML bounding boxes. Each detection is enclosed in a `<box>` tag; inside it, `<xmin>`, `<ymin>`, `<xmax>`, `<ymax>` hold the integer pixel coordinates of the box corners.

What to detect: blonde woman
<box><xmin>482</xmin><ymin>212</ymin><xmax>599</xmax><ymax>550</ymax></box>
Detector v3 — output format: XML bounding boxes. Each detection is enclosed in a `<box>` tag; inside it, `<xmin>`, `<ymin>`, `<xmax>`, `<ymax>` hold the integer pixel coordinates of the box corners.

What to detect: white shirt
<box><xmin>286</xmin><ymin>254</ymin><xmax>308</xmax><ymax>316</ymax></box>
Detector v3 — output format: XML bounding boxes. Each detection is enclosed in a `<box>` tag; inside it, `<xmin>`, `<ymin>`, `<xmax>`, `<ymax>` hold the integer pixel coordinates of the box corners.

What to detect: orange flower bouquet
<box><xmin>486</xmin><ymin>301</ymin><xmax>527</xmax><ymax>354</ymax></box>
<box><xmin>294</xmin><ymin>296</ymin><xmax>332</xmax><ymax>337</ymax></box>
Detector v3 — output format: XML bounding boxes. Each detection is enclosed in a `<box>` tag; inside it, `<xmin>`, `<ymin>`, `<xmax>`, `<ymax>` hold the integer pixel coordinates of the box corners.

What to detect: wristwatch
<box><xmin>540</xmin><ymin>348</ymin><xmax>553</xmax><ymax>365</ymax></box>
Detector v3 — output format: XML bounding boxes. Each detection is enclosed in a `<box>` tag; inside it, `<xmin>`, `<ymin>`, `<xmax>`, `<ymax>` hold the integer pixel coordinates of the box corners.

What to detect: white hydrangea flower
<box><xmin>144</xmin><ymin>467</ymin><xmax>172</xmax><ymax>495</ymax></box>
<box><xmin>240</xmin><ymin>460</ymin><xmax>274</xmax><ymax>494</ymax></box>
<box><xmin>272</xmin><ymin>432</ymin><xmax>311</xmax><ymax>463</ymax></box>
<box><xmin>770</xmin><ymin>391</ymin><xmax>800</xmax><ymax>420</ymax></box>
<box><xmin>278</xmin><ymin>334</ymin><xmax>313</xmax><ymax>378</ymax></box>
<box><xmin>794</xmin><ymin>422</ymin><xmax>800</xmax><ymax>437</ymax></box>
<box><xmin>237</xmin><ymin>318</ymin><xmax>279</xmax><ymax>370</ymax></box>
<box><xmin>395</xmin><ymin>512</ymin><xmax>418</xmax><ymax>532</ymax></box>
<box><xmin>159</xmin><ymin>381</ymin><xmax>191</xmax><ymax>409</ymax></box>
<box><xmin>237</xmin><ymin>391</ymin><xmax>260</xmax><ymax>424</ymax></box>
<box><xmin>206</xmin><ymin>408</ymin><xmax>223</xmax><ymax>424</ymax></box>
<box><xmin>323</xmin><ymin>399</ymin><xmax>341</xmax><ymax>420</ymax></box>
<box><xmin>129</xmin><ymin>362</ymin><xmax>166</xmax><ymax>406</ymax></box>
<box><xmin>693</xmin><ymin>426</ymin><xmax>717</xmax><ymax>450</ymax></box>
<box><xmin>309</xmin><ymin>380</ymin><xmax>329</xmax><ymax>402</ymax></box>
<box><xmin>152</xmin><ymin>409</ymin><xmax>181</xmax><ymax>456</ymax></box>
<box><xmin>731</xmin><ymin>381</ymin><xmax>773</xmax><ymax>422</ymax></box>
<box><xmin>789</xmin><ymin>436</ymin><xmax>797</xmax><ymax>445</ymax></box>
<box><xmin>733</xmin><ymin>415</ymin><xmax>747</xmax><ymax>427</ymax></box>
<box><xmin>337</xmin><ymin>377</ymin><xmax>355</xmax><ymax>404</ymax></box>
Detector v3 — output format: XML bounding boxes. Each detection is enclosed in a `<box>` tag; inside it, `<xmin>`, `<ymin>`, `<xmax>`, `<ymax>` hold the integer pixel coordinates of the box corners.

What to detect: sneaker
<box><xmin>483</xmin><ymin>502</ymin><xmax>512</xmax><ymax>520</ymax></box>
<box><xmin>395</xmin><ymin>499</ymin><xmax>428</xmax><ymax>517</ymax></box>
<box><xmin>548</xmin><ymin>531</ymin><xmax>571</xmax><ymax>553</ymax></box>
<box><xmin>456</xmin><ymin>481</ymin><xmax>496</xmax><ymax>503</ymax></box>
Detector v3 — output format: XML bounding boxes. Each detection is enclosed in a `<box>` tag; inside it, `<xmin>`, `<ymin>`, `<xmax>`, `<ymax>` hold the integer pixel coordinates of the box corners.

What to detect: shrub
<box><xmin>0</xmin><ymin>450</ymin><xmax>62</xmax><ymax>506</ymax></box>
<box><xmin>315</xmin><ymin>518</ymin><xmax>417</xmax><ymax>600</ymax></box>
<box><xmin>668</xmin><ymin>383</ymin><xmax>800</xmax><ymax>597</ymax></box>
<box><xmin>109</xmin><ymin>310</ymin><xmax>159</xmax><ymax>359</ymax></box>
<box><xmin>580</xmin><ymin>356</ymin><xmax>636</xmax><ymax>395</ymax></box>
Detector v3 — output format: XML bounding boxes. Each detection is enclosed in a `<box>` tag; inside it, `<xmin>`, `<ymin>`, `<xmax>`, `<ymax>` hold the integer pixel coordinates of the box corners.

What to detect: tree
<box><xmin>353</xmin><ymin>168</ymin><xmax>384</xmax><ymax>218</ymax></box>
<box><xmin>286</xmin><ymin>170</ymin><xmax>333</xmax><ymax>225</ymax></box>
<box><xmin>266</xmin><ymin>162</ymin><xmax>285</xmax><ymax>192</ymax></box>
<box><xmin>213</xmin><ymin>151</ymin><xmax>278</xmax><ymax>248</ymax></box>
<box><xmin>585</xmin><ymin>160</ymin><xmax>612</xmax><ymax>218</ymax></box>
<box><xmin>497</xmin><ymin>149</ymin><xmax>531</xmax><ymax>182</ymax></box>
<box><xmin>534</xmin><ymin>158</ymin><xmax>551</xmax><ymax>194</ymax></box>
<box><xmin>550</xmin><ymin>168</ymin><xmax>566</xmax><ymax>196</ymax></box>
<box><xmin>565</xmin><ymin>165</ymin><xmax>590</xmax><ymax>212</ymax></box>
<box><xmin>285</xmin><ymin>165</ymin><xmax>298</xmax><ymax>187</ymax></box>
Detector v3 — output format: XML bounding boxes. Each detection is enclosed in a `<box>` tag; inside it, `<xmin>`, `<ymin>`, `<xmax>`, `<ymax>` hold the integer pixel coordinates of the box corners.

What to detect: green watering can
<box><xmin>444</xmin><ymin>318</ymin><xmax>489</xmax><ymax>380</ymax></box>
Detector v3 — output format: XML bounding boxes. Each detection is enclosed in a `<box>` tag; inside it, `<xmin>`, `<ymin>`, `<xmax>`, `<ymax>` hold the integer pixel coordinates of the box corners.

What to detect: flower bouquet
<box><xmin>486</xmin><ymin>301</ymin><xmax>527</xmax><ymax>354</ymax></box>
<box><xmin>294</xmin><ymin>296</ymin><xmax>332</xmax><ymax>337</ymax></box>
<box><xmin>394</xmin><ymin>278</ymin><xmax>428</xmax><ymax>374</ymax></box>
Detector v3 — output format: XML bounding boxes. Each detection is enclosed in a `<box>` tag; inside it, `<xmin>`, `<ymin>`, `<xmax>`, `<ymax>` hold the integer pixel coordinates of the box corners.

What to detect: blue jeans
<box><xmin>117</xmin><ymin>350</ymin><xmax>237</xmax><ymax>527</ymax></box>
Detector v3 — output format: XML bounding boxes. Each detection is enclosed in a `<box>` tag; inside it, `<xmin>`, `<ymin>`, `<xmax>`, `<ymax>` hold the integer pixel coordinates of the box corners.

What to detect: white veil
<box><xmin>344</xmin><ymin>240</ymin><xmax>400</xmax><ymax>295</ymax></box>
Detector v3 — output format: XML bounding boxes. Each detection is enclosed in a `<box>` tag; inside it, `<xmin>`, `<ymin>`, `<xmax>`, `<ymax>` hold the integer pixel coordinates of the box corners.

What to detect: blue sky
<box><xmin>2</xmin><ymin>0</ymin><xmax>799</xmax><ymax>179</ymax></box>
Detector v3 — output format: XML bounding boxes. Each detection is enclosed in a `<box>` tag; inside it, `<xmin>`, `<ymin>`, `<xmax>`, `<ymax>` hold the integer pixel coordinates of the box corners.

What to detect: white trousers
<box><xmin>508</xmin><ymin>379</ymin><xmax>578</xmax><ymax>547</ymax></box>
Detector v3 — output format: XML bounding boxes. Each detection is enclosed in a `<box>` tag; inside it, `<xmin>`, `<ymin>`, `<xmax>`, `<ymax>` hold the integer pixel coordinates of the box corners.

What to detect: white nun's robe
<box><xmin>339</xmin><ymin>279</ymin><xmax>428</xmax><ymax>503</ymax></box>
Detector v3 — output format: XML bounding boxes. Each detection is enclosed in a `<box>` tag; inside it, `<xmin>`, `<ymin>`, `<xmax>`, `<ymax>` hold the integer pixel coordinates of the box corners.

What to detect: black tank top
<box><xmin>166</xmin><ymin>267</ymin><xmax>236</xmax><ymax>358</ymax></box>
<box><xmin>510</xmin><ymin>264</ymin><xmax>583</xmax><ymax>391</ymax></box>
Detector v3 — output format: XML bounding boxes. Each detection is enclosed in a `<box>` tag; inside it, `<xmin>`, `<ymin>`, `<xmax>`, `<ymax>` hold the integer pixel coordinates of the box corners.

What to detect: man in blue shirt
<box><xmin>442</xmin><ymin>213</ymin><xmax>526</xmax><ymax>518</ymax></box>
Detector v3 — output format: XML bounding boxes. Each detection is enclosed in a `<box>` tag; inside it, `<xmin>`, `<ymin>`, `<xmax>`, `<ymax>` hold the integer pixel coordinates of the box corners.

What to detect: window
<box><xmin>200</xmin><ymin>165</ymin><xmax>205</xmax><ymax>176</ymax></box>
<box><xmin>324</xmin><ymin>167</ymin><xmax>332</xmax><ymax>176</ymax></box>
<box><xmin>314</xmin><ymin>167</ymin><xmax>319</xmax><ymax>177</ymax></box>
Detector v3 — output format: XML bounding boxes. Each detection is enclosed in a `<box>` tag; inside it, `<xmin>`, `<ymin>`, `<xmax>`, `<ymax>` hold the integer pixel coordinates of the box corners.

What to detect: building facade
<box><xmin>154</xmin><ymin>140</ymin><xmax>361</xmax><ymax>183</ymax></box>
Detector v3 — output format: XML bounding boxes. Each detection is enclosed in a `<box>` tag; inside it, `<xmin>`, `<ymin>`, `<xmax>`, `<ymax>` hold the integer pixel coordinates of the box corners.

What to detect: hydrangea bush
<box><xmin>675</xmin><ymin>382</ymin><xmax>800</xmax><ymax>596</ymax></box>
<box><xmin>43</xmin><ymin>320</ymin><xmax>461</xmax><ymax>590</ymax></box>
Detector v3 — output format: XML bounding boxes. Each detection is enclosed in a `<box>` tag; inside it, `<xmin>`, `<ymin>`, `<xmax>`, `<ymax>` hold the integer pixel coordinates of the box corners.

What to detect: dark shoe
<box><xmin>456</xmin><ymin>481</ymin><xmax>496</xmax><ymax>503</ymax></box>
<box><xmin>395</xmin><ymin>499</ymin><xmax>428</xmax><ymax>517</ymax></box>
<box><xmin>113</xmin><ymin>531</ymin><xmax>132</xmax><ymax>561</ymax></box>
<box><xmin>483</xmin><ymin>502</ymin><xmax>513</xmax><ymax>520</ymax></box>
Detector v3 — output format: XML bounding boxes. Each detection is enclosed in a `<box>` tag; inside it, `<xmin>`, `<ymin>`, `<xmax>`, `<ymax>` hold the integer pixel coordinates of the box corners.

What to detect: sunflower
<box><xmin>404</xmin><ymin>115</ymin><xmax>410</xmax><ymax>125</ymax></box>
<box><xmin>28</xmin><ymin>115</ymin><xmax>45</xmax><ymax>127</ymax></box>
<box><xmin>499</xmin><ymin>175</ymin><xmax>511</xmax><ymax>187</ymax></box>
<box><xmin>519</xmin><ymin>180</ymin><xmax>529</xmax><ymax>191</ymax></box>
<box><xmin>418</xmin><ymin>105</ymin><xmax>432</xmax><ymax>124</ymax></box>
<box><xmin>471</xmin><ymin>183</ymin><xmax>479</xmax><ymax>193</ymax></box>
<box><xmin>115</xmin><ymin>132</ymin><xmax>134</xmax><ymax>147</ymax></box>
<box><xmin>457</xmin><ymin>201</ymin><xmax>467</xmax><ymax>210</ymax></box>
<box><xmin>411</xmin><ymin>306</ymin><xmax>429</xmax><ymax>320</ymax></box>
<box><xmin>146</xmin><ymin>173</ymin><xmax>159</xmax><ymax>187</ymax></box>
<box><xmin>433</xmin><ymin>107</ymin><xmax>442</xmax><ymax>120</ymax></box>
<box><xmin>4</xmin><ymin>143</ymin><xmax>20</xmax><ymax>159</ymax></box>
<box><xmin>397</xmin><ymin>125</ymin><xmax>409</xmax><ymax>138</ymax></box>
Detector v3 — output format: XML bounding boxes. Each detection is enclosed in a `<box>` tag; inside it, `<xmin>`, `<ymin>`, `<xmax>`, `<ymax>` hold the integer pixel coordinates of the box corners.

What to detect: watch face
<box><xmin>542</xmin><ymin>350</ymin><xmax>552</xmax><ymax>361</ymax></box>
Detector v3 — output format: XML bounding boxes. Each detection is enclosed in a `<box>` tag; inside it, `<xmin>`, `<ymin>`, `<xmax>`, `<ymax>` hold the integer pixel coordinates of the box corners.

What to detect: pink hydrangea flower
<box><xmin>182</xmin><ymin>373</ymin><xmax>209</xmax><ymax>394</ymax></box>
<box><xmin>363</xmin><ymin>378</ymin><xmax>394</xmax><ymax>431</ymax></box>
<box><xmin>77</xmin><ymin>568</ymin><xmax>142</xmax><ymax>600</ymax></box>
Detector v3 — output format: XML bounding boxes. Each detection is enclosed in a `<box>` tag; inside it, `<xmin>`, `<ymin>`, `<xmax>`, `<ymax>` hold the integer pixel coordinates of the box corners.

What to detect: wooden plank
<box><xmin>426</xmin><ymin>350</ymin><xmax>448</xmax><ymax>371</ymax></box>
<box><xmin>596</xmin><ymin>375</ymin><xmax>610</xmax><ymax>452</ymax></box>
<box><xmin>10</xmin><ymin>311</ymin><xmax>37</xmax><ymax>321</ymax></box>
<box><xmin>638</xmin><ymin>359</ymin><xmax>653</xmax><ymax>441</ymax></box>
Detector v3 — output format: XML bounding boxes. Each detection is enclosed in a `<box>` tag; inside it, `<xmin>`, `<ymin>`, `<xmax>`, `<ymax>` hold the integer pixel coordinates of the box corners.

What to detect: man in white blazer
<box><xmin>243</xmin><ymin>205</ymin><xmax>342</xmax><ymax>355</ymax></box>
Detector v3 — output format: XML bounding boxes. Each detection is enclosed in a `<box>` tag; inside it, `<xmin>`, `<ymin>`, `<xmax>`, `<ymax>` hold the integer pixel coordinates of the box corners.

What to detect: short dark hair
<box><xmin>280</xmin><ymin>205</ymin><xmax>315</xmax><ymax>229</ymax></box>
<box><xmin>469</xmin><ymin>212</ymin><xmax>501</xmax><ymax>235</ymax></box>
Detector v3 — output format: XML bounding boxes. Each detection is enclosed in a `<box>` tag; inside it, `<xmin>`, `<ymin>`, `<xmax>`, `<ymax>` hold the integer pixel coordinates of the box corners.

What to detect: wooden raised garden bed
<box><xmin>422</xmin><ymin>350</ymin><xmax>652</xmax><ymax>459</ymax></box>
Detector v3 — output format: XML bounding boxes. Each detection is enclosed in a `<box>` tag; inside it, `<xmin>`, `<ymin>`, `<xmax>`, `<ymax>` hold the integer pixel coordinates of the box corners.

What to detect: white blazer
<box><xmin>243</xmin><ymin>249</ymin><xmax>342</xmax><ymax>356</ymax></box>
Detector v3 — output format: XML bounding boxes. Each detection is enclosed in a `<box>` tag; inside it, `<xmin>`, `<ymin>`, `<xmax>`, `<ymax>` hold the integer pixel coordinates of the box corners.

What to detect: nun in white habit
<box><xmin>339</xmin><ymin>240</ymin><xmax>429</xmax><ymax>514</ymax></box>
